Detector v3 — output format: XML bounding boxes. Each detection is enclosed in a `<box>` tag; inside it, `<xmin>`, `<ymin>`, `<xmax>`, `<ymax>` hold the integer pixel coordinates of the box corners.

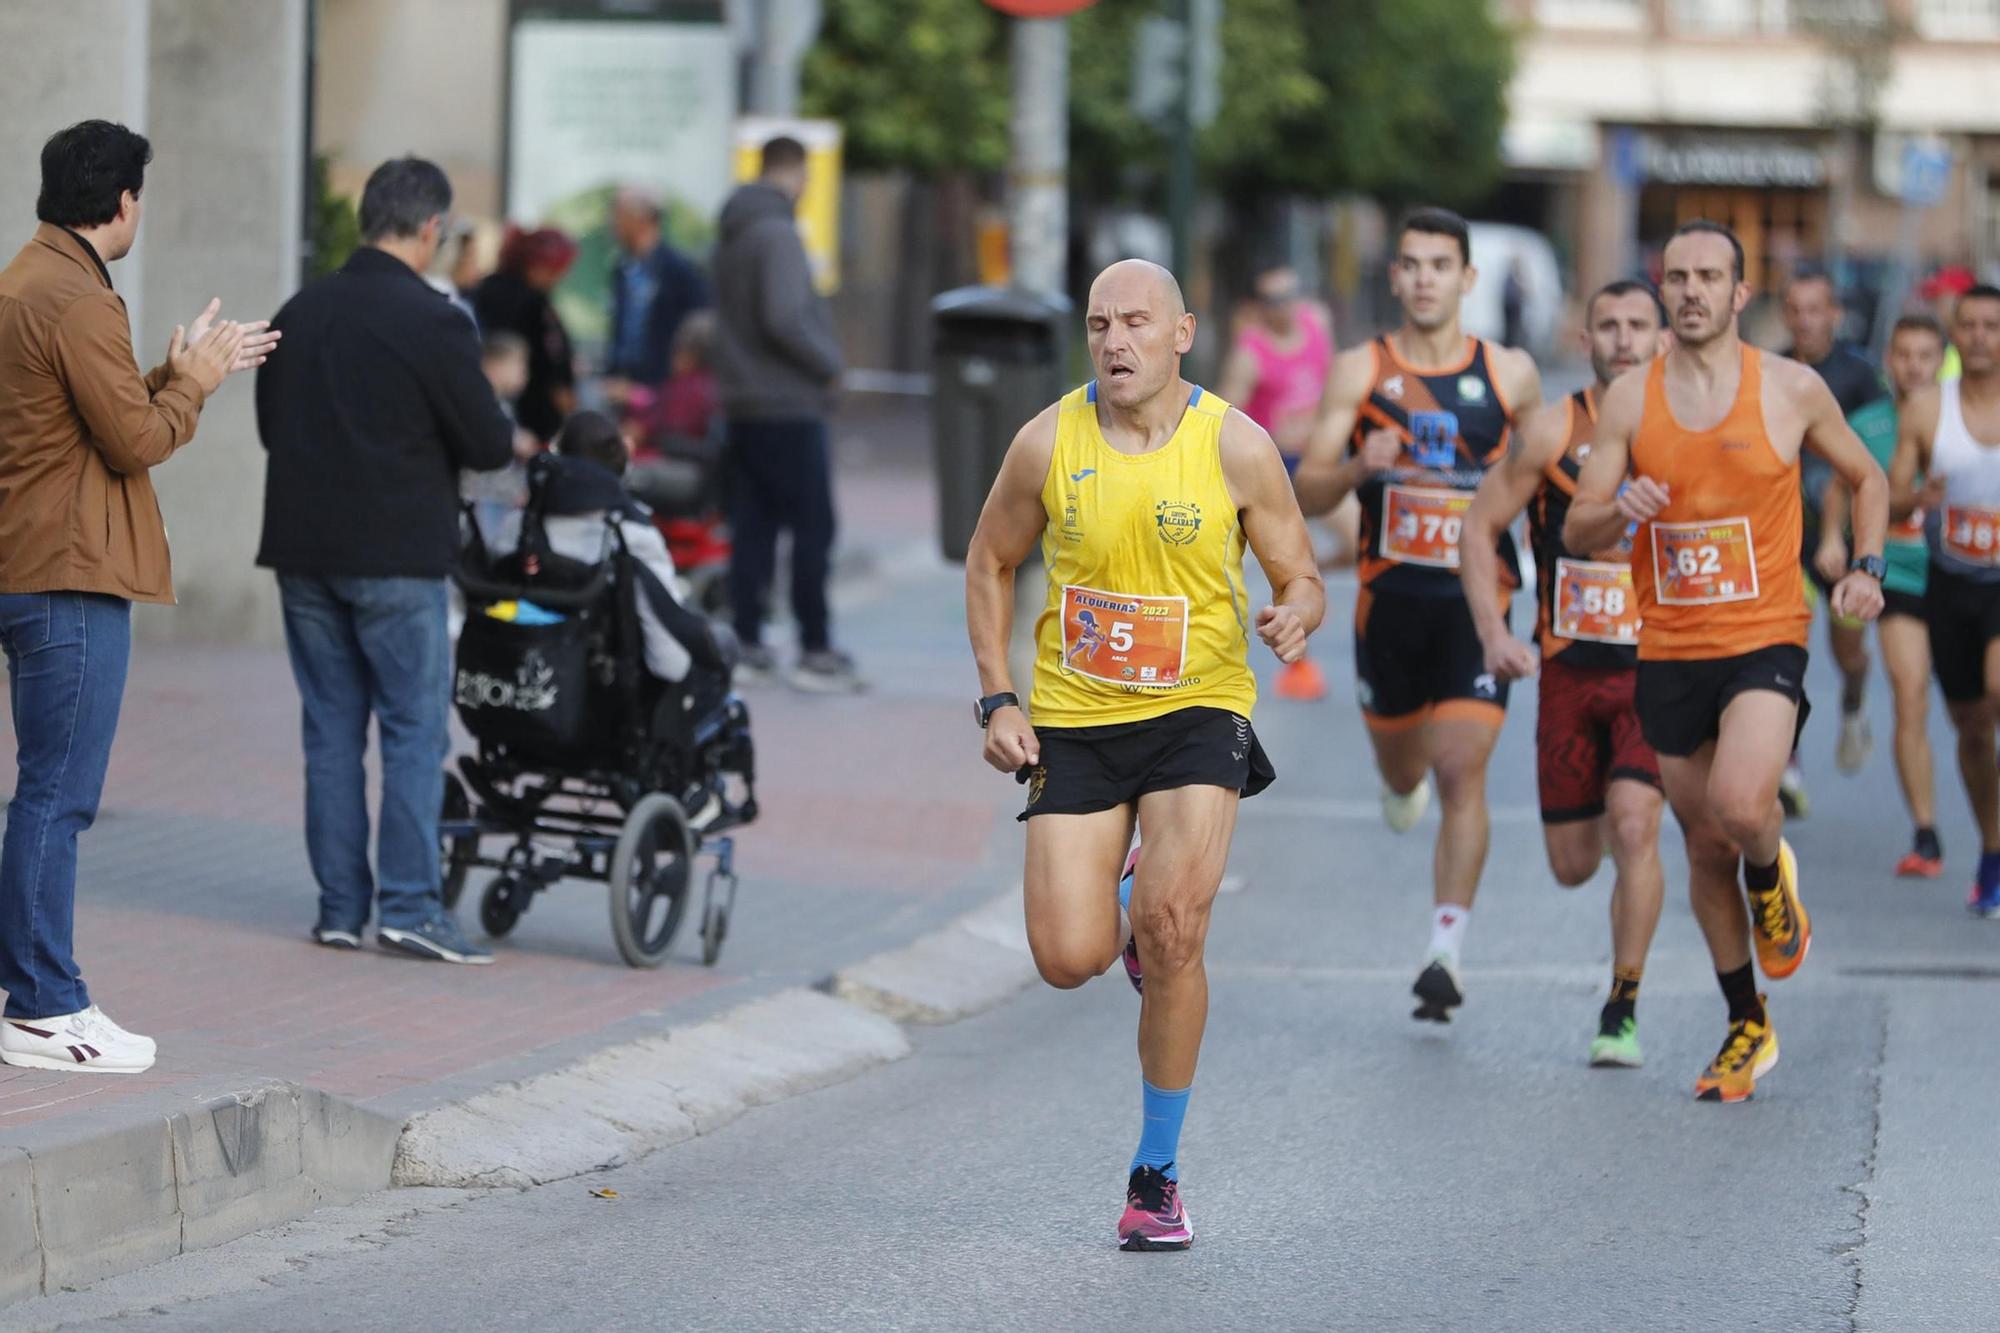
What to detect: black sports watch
<box><xmin>1850</xmin><ymin>554</ymin><xmax>1887</xmax><ymax>582</ymax></box>
<box><xmin>975</xmin><ymin>691</ymin><xmax>1020</xmax><ymax>729</ymax></box>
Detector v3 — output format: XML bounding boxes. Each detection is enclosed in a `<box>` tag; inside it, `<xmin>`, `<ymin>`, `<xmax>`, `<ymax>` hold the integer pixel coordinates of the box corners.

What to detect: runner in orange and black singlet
<box><xmin>1459</xmin><ymin>278</ymin><xmax>1668</xmax><ymax>1068</ymax></box>
<box><xmin>1348</xmin><ymin>332</ymin><xmax>1518</xmax><ymax>727</ymax></box>
<box><xmin>1293</xmin><ymin>207</ymin><xmax>1542</xmax><ymax>1027</ymax></box>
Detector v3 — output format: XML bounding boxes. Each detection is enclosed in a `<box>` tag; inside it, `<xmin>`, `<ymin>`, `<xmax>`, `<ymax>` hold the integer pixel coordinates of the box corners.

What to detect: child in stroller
<box><xmin>445</xmin><ymin>411</ymin><xmax>755</xmax><ymax>966</ymax></box>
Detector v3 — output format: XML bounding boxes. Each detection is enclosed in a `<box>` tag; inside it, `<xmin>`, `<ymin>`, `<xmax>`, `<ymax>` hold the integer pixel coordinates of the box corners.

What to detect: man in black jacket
<box><xmin>255</xmin><ymin>156</ymin><xmax>513</xmax><ymax>964</ymax></box>
<box><xmin>714</xmin><ymin>136</ymin><xmax>860</xmax><ymax>692</ymax></box>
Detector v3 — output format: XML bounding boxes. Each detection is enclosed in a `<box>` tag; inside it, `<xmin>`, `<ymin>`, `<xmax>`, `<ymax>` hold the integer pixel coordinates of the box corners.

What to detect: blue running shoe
<box><xmin>380</xmin><ymin>914</ymin><xmax>494</xmax><ymax>965</ymax></box>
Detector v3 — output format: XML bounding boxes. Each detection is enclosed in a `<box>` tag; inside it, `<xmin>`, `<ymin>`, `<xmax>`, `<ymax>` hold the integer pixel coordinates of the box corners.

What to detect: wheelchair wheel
<box><xmin>440</xmin><ymin>773</ymin><xmax>478</xmax><ymax>910</ymax></box>
<box><xmin>608</xmin><ymin>793</ymin><xmax>694</xmax><ymax>968</ymax></box>
<box><xmin>480</xmin><ymin>875</ymin><xmax>524</xmax><ymax>938</ymax></box>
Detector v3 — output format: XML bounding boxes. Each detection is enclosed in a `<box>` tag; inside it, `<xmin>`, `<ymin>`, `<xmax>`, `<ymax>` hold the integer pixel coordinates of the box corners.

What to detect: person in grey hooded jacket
<box><xmin>712</xmin><ymin>135</ymin><xmax>861</xmax><ymax>693</ymax></box>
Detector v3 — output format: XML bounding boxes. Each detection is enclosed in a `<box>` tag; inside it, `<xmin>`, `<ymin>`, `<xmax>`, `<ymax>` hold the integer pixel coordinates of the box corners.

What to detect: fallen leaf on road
<box><xmin>589</xmin><ymin>1188</ymin><xmax>620</xmax><ymax>1199</ymax></box>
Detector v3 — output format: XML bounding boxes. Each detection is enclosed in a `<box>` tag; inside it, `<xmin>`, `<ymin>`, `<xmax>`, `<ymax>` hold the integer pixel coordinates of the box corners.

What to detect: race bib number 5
<box><xmin>1383</xmin><ymin>484</ymin><xmax>1476</xmax><ymax>569</ymax></box>
<box><xmin>1651</xmin><ymin>517</ymin><xmax>1759</xmax><ymax>606</ymax></box>
<box><xmin>1944</xmin><ymin>505</ymin><xmax>2000</xmax><ymax>566</ymax></box>
<box><xmin>1554</xmin><ymin>558</ymin><xmax>1640</xmax><ymax>645</ymax></box>
<box><xmin>1060</xmin><ymin>586</ymin><xmax>1188</xmax><ymax>688</ymax></box>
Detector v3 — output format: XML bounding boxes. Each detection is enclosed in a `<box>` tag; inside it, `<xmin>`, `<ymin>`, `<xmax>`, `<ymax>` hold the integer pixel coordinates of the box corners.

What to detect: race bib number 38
<box><xmin>1554</xmin><ymin>558</ymin><xmax>1640</xmax><ymax>644</ymax></box>
<box><xmin>1943</xmin><ymin>505</ymin><xmax>2000</xmax><ymax>566</ymax></box>
<box><xmin>1060</xmin><ymin>585</ymin><xmax>1188</xmax><ymax>688</ymax></box>
<box><xmin>1651</xmin><ymin>517</ymin><xmax>1759</xmax><ymax>606</ymax></box>
<box><xmin>1383</xmin><ymin>484</ymin><xmax>1476</xmax><ymax>569</ymax></box>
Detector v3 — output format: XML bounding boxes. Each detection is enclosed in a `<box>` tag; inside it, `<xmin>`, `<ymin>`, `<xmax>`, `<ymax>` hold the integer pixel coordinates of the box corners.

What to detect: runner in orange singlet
<box><xmin>1565</xmin><ymin>221</ymin><xmax>1890</xmax><ymax>1103</ymax></box>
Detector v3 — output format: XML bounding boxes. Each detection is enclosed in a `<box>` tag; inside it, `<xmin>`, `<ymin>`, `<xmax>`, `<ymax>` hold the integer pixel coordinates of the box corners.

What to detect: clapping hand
<box><xmin>184</xmin><ymin>297</ymin><xmax>280</xmax><ymax>375</ymax></box>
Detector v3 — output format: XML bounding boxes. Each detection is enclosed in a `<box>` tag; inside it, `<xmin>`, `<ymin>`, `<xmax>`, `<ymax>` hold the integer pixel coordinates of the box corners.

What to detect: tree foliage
<box><xmin>802</xmin><ymin>0</ymin><xmax>1514</xmax><ymax>209</ymax></box>
<box><xmin>801</xmin><ymin>0</ymin><xmax>1011</xmax><ymax>174</ymax></box>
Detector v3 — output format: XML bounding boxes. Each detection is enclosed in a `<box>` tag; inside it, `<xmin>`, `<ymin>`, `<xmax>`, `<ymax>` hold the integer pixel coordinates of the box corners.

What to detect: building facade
<box><xmin>1500</xmin><ymin>0</ymin><xmax>2000</xmax><ymax>303</ymax></box>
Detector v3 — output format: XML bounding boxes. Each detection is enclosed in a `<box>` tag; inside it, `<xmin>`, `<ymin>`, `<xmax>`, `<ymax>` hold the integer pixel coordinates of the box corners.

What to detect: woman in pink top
<box><xmin>1219</xmin><ymin>265</ymin><xmax>1354</xmax><ymax>700</ymax></box>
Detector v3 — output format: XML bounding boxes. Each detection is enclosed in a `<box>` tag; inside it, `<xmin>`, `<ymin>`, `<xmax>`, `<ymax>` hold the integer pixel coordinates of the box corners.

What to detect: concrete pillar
<box><xmin>138</xmin><ymin>0</ymin><xmax>309</xmax><ymax>645</ymax></box>
<box><xmin>0</xmin><ymin>3</ymin><xmax>152</xmax><ymax>327</ymax></box>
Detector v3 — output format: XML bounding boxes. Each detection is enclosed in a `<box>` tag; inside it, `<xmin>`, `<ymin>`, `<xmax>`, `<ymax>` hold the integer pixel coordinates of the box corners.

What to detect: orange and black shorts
<box><xmin>1536</xmin><ymin>655</ymin><xmax>1660</xmax><ymax>824</ymax></box>
<box><xmin>1353</xmin><ymin>588</ymin><xmax>1508</xmax><ymax>730</ymax></box>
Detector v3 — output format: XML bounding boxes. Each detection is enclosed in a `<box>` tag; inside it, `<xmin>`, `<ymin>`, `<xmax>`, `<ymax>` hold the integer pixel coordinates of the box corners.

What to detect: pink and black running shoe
<box><xmin>1118</xmin><ymin>1165</ymin><xmax>1193</xmax><ymax>1251</ymax></box>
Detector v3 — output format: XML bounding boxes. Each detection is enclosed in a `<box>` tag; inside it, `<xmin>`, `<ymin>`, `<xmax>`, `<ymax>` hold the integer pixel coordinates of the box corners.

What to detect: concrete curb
<box><xmin>828</xmin><ymin>888</ymin><xmax>1037</xmax><ymax>1025</ymax></box>
<box><xmin>391</xmin><ymin>987</ymin><xmax>912</xmax><ymax>1189</ymax></box>
<box><xmin>0</xmin><ymin>1082</ymin><xmax>400</xmax><ymax>1304</ymax></box>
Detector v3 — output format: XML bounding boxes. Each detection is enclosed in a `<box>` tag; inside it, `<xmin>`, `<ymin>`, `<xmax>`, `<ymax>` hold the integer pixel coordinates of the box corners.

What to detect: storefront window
<box><xmin>1916</xmin><ymin>0</ymin><xmax>2000</xmax><ymax>38</ymax></box>
<box><xmin>1671</xmin><ymin>0</ymin><xmax>1791</xmax><ymax>34</ymax></box>
<box><xmin>1535</xmin><ymin>0</ymin><xmax>1647</xmax><ymax>28</ymax></box>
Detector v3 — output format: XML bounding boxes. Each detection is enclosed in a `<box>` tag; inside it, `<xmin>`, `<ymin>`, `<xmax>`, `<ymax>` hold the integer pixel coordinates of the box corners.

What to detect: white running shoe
<box><xmin>1381</xmin><ymin>776</ymin><xmax>1432</xmax><ymax>834</ymax></box>
<box><xmin>1836</xmin><ymin>712</ymin><xmax>1873</xmax><ymax>775</ymax></box>
<box><xmin>0</xmin><ymin>1005</ymin><xmax>157</xmax><ymax>1074</ymax></box>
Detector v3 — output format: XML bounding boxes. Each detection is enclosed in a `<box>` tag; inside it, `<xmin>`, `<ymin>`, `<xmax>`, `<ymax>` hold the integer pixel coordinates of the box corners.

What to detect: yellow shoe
<box><xmin>1750</xmin><ymin>838</ymin><xmax>1811</xmax><ymax>981</ymax></box>
<box><xmin>1693</xmin><ymin>1004</ymin><xmax>1778</xmax><ymax>1103</ymax></box>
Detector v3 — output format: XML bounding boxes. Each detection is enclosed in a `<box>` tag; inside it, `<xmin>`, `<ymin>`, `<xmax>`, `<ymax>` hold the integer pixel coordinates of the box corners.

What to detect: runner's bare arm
<box><xmin>1565</xmin><ymin>370</ymin><xmax>1646</xmax><ymax>552</ymax></box>
<box><xmin>1491</xmin><ymin>344</ymin><xmax>1545</xmax><ymax>419</ymax></box>
<box><xmin>1816</xmin><ymin>476</ymin><xmax>1853</xmax><ymax>586</ymax></box>
<box><xmin>1291</xmin><ymin>346</ymin><xmax>1383</xmax><ymax>516</ymax></box>
<box><xmin>1221</xmin><ymin>409</ymin><xmax>1325</xmax><ymax>664</ymax></box>
<box><xmin>1888</xmin><ymin>385</ymin><xmax>1942</xmax><ymax>523</ymax></box>
<box><xmin>1784</xmin><ymin>365</ymin><xmax>1888</xmax><ymax>620</ymax></box>
<box><xmin>966</xmin><ymin>407</ymin><xmax>1057</xmax><ymax>769</ymax></box>
<box><xmin>1462</xmin><ymin>400</ymin><xmax>1566</xmax><ymax>679</ymax></box>
<box><xmin>1795</xmin><ymin>368</ymin><xmax>1889</xmax><ymax>564</ymax></box>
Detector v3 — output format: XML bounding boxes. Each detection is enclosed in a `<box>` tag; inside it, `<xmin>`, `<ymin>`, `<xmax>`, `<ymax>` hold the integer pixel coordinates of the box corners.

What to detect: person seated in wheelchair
<box><xmin>509</xmin><ymin>410</ymin><xmax>746</xmax><ymax>824</ymax></box>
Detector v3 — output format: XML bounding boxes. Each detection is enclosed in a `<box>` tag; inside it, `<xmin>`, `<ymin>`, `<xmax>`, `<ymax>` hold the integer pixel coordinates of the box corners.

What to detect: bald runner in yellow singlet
<box><xmin>966</xmin><ymin>260</ymin><xmax>1323</xmax><ymax>1252</ymax></box>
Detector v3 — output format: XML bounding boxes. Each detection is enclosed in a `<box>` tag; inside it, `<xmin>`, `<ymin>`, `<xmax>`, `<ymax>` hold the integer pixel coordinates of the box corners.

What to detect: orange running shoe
<box><xmin>1749</xmin><ymin>837</ymin><xmax>1810</xmax><ymax>981</ymax></box>
<box><xmin>1274</xmin><ymin>656</ymin><xmax>1327</xmax><ymax>701</ymax></box>
<box><xmin>1694</xmin><ymin>1004</ymin><xmax>1778</xmax><ymax>1103</ymax></box>
<box><xmin>1894</xmin><ymin>850</ymin><xmax>1944</xmax><ymax>879</ymax></box>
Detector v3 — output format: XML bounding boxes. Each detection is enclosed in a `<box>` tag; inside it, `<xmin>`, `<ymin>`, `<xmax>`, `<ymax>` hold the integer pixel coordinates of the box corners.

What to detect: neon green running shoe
<box><xmin>1589</xmin><ymin>1018</ymin><xmax>1644</xmax><ymax>1068</ymax></box>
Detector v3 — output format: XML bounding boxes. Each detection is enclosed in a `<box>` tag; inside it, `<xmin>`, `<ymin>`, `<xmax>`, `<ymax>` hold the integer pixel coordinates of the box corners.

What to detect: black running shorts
<box><xmin>1354</xmin><ymin>588</ymin><xmax>1509</xmax><ymax>728</ymax></box>
<box><xmin>1925</xmin><ymin>565</ymin><xmax>2000</xmax><ymax>703</ymax></box>
<box><xmin>1018</xmin><ymin>706</ymin><xmax>1275</xmax><ymax>820</ymax></box>
<box><xmin>1634</xmin><ymin>643</ymin><xmax>1811</xmax><ymax>759</ymax></box>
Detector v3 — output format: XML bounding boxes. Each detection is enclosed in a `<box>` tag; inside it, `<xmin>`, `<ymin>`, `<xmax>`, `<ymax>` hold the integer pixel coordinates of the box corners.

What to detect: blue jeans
<box><xmin>0</xmin><ymin>592</ymin><xmax>131</xmax><ymax>1020</ymax></box>
<box><xmin>278</xmin><ymin>575</ymin><xmax>450</xmax><ymax>933</ymax></box>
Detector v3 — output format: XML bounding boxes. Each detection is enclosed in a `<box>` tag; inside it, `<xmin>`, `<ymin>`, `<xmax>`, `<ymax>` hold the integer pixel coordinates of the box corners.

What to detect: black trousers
<box><xmin>726</xmin><ymin>417</ymin><xmax>834</xmax><ymax>653</ymax></box>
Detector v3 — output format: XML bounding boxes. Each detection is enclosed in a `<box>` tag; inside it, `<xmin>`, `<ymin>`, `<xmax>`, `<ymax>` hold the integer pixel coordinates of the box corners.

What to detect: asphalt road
<box><xmin>9</xmin><ymin>567</ymin><xmax>1996</xmax><ymax>1333</ymax></box>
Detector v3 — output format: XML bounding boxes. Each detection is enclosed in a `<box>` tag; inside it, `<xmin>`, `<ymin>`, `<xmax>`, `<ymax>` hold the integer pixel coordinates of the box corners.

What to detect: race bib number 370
<box><xmin>1554</xmin><ymin>558</ymin><xmax>1640</xmax><ymax>645</ymax></box>
<box><xmin>1383</xmin><ymin>484</ymin><xmax>1476</xmax><ymax>569</ymax></box>
<box><xmin>1651</xmin><ymin>516</ymin><xmax>1759</xmax><ymax>606</ymax></box>
<box><xmin>1059</xmin><ymin>586</ymin><xmax>1189</xmax><ymax>688</ymax></box>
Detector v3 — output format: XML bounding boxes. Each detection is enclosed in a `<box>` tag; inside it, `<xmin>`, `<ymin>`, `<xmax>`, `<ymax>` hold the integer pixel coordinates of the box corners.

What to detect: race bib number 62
<box><xmin>1651</xmin><ymin>516</ymin><xmax>1759</xmax><ymax>606</ymax></box>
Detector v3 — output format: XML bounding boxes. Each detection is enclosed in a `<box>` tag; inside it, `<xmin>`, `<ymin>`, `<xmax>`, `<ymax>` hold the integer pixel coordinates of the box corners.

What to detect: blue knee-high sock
<box><xmin>1133</xmin><ymin>1081</ymin><xmax>1190</xmax><ymax>1180</ymax></box>
<box><xmin>1980</xmin><ymin>850</ymin><xmax>2000</xmax><ymax>892</ymax></box>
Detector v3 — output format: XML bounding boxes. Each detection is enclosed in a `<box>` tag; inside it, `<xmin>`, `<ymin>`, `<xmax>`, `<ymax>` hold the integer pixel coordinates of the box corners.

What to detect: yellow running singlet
<box><xmin>1031</xmin><ymin>382</ymin><xmax>1256</xmax><ymax>728</ymax></box>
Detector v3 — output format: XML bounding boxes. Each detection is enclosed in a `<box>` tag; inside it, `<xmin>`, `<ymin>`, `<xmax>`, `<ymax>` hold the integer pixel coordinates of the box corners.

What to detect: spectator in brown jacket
<box><xmin>0</xmin><ymin>120</ymin><xmax>274</xmax><ymax>1075</ymax></box>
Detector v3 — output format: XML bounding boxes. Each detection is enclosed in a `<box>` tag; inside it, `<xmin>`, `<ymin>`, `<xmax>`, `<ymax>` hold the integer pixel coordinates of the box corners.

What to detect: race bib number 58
<box><xmin>1651</xmin><ymin>517</ymin><xmax>1759</xmax><ymax>606</ymax></box>
<box><xmin>1554</xmin><ymin>558</ymin><xmax>1640</xmax><ymax>644</ymax></box>
<box><xmin>1060</xmin><ymin>586</ymin><xmax>1188</xmax><ymax>687</ymax></box>
<box><xmin>1383</xmin><ymin>484</ymin><xmax>1476</xmax><ymax>569</ymax></box>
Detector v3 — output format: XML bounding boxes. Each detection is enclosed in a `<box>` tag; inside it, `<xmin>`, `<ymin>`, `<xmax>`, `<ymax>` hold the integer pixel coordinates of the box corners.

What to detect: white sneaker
<box><xmin>0</xmin><ymin>1005</ymin><xmax>157</xmax><ymax>1074</ymax></box>
<box><xmin>1836</xmin><ymin>712</ymin><xmax>1873</xmax><ymax>775</ymax></box>
<box><xmin>1381</xmin><ymin>776</ymin><xmax>1432</xmax><ymax>834</ymax></box>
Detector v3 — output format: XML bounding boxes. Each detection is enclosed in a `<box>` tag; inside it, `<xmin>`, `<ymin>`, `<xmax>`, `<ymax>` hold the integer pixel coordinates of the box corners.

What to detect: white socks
<box><xmin>1428</xmin><ymin>905</ymin><xmax>1470</xmax><ymax>964</ymax></box>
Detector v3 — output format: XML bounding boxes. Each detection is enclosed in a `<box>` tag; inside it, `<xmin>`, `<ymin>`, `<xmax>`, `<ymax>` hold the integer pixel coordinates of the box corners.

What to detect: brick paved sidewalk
<box><xmin>0</xmin><ymin>424</ymin><xmax>1024</xmax><ymax>1154</ymax></box>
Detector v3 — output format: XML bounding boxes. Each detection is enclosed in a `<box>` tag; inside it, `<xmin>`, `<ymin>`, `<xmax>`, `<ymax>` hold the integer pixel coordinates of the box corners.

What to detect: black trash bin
<box><xmin>931</xmin><ymin>286</ymin><xmax>1071</xmax><ymax>562</ymax></box>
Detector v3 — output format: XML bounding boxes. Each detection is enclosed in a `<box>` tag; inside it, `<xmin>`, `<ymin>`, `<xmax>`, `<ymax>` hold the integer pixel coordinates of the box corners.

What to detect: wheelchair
<box><xmin>438</xmin><ymin>484</ymin><xmax>756</xmax><ymax>967</ymax></box>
